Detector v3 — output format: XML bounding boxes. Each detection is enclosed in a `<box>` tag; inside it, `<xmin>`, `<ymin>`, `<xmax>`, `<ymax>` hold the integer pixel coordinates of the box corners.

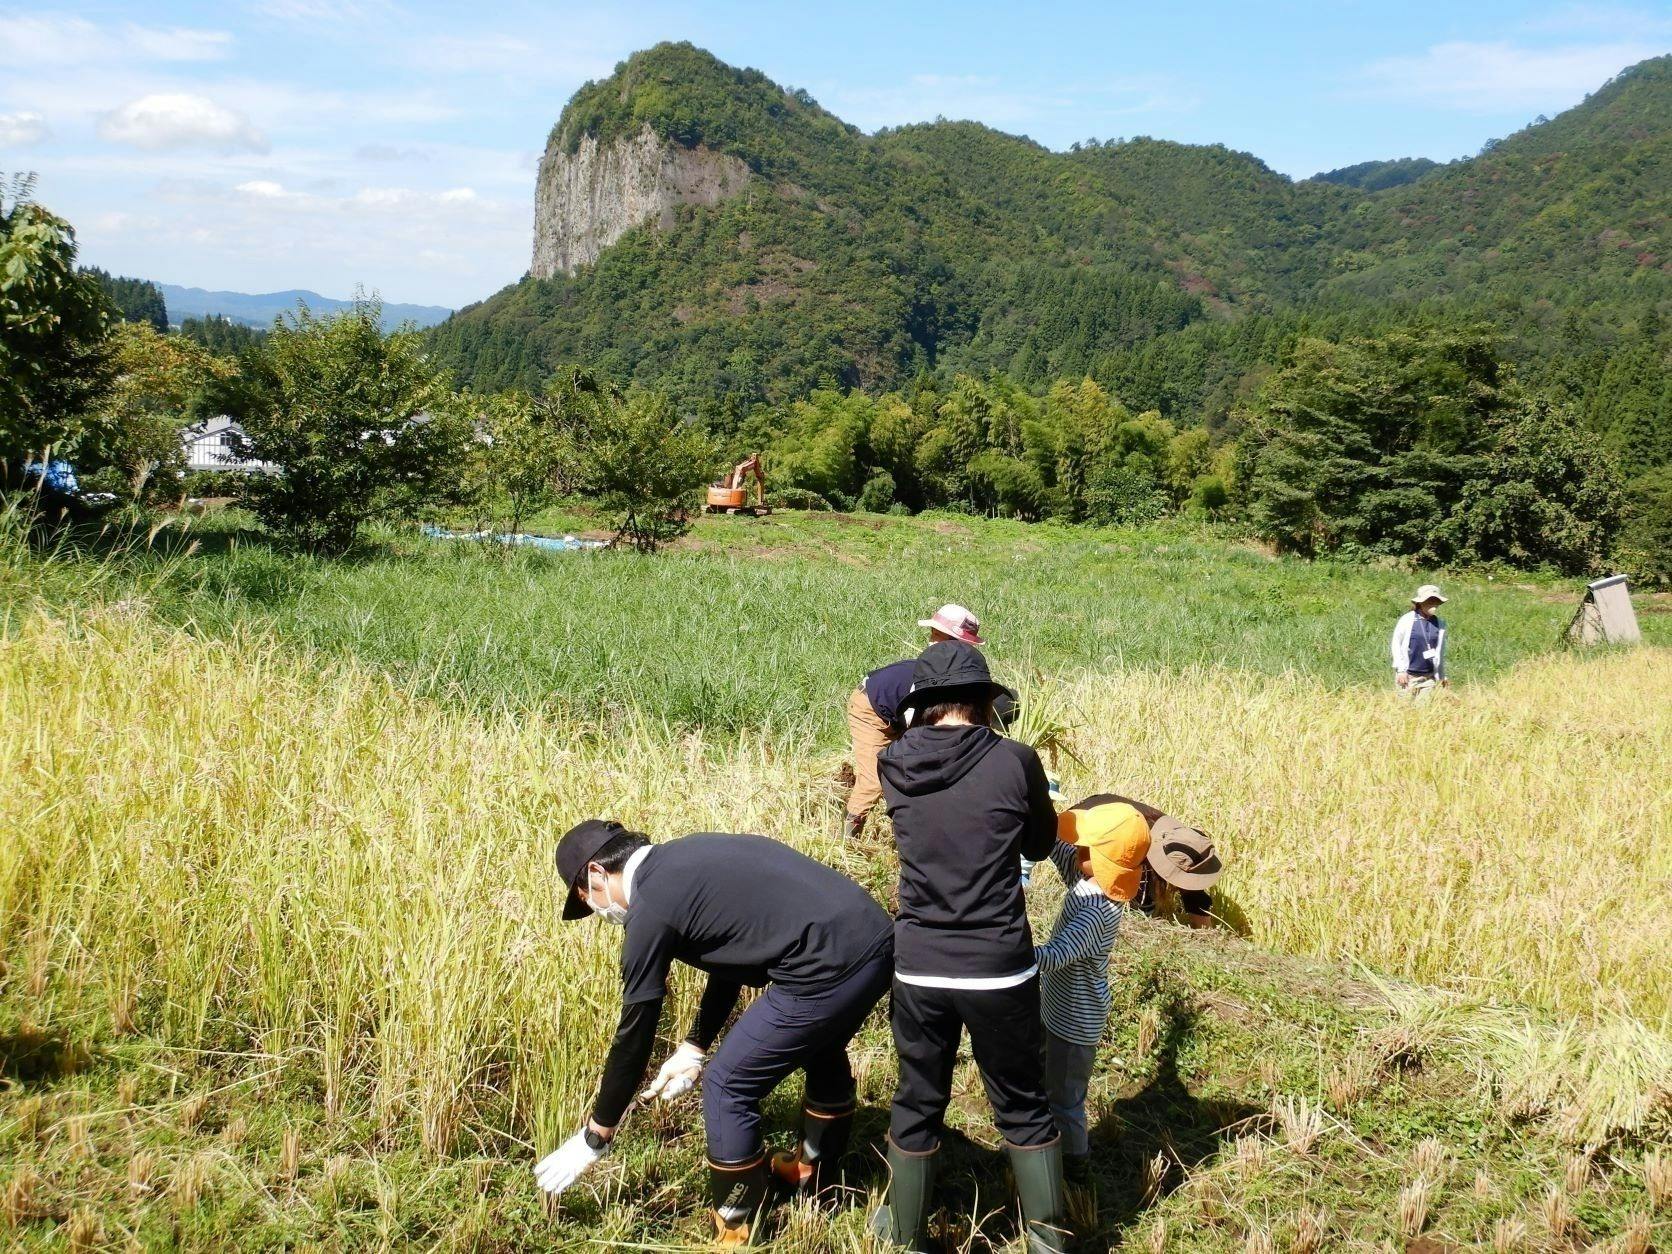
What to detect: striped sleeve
<box><xmin>1035</xmin><ymin>898</ymin><xmax>1120</xmax><ymax>972</ymax></box>
<box><xmin>1047</xmin><ymin>841</ymin><xmax>1080</xmax><ymax>887</ymax></box>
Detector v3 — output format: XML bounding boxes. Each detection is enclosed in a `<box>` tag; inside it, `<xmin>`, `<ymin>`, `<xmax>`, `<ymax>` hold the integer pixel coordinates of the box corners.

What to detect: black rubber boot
<box><xmin>708</xmin><ymin>1154</ymin><xmax>770</xmax><ymax>1247</ymax></box>
<box><xmin>770</xmin><ymin>1096</ymin><xmax>854</xmax><ymax>1195</ymax></box>
<box><xmin>1006</xmin><ymin>1138</ymin><xmax>1068</xmax><ymax>1253</ymax></box>
<box><xmin>868</xmin><ymin>1138</ymin><xmax>936</xmax><ymax>1252</ymax></box>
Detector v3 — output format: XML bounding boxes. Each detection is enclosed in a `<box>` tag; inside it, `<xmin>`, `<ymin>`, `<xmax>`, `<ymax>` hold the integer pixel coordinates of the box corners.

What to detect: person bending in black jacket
<box><xmin>535</xmin><ymin>822</ymin><xmax>894</xmax><ymax>1245</ymax></box>
<box><xmin>871</xmin><ymin>641</ymin><xmax>1068</xmax><ymax>1254</ymax></box>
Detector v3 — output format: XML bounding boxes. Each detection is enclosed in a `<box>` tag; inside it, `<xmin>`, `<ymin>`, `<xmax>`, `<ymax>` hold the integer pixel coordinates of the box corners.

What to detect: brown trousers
<box><xmin>845</xmin><ymin>686</ymin><xmax>899</xmax><ymax>818</ymax></box>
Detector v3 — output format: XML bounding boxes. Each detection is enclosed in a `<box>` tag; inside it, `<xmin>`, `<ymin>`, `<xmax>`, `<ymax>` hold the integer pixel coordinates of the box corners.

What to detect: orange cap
<box><xmin>1057</xmin><ymin>801</ymin><xmax>1150</xmax><ymax>902</ymax></box>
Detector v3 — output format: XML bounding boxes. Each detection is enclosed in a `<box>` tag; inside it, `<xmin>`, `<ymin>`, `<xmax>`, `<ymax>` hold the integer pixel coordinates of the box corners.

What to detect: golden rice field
<box><xmin>5</xmin><ymin>604</ymin><xmax>1669</xmax><ymax>1096</ymax></box>
<box><xmin>2</xmin><ymin>600</ymin><xmax>1670</xmax><ymax>1247</ymax></box>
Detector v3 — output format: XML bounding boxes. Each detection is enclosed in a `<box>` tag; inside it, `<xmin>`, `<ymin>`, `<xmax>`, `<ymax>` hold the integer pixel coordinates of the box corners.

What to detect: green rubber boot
<box><xmin>868</xmin><ymin>1139</ymin><xmax>936</xmax><ymax>1252</ymax></box>
<box><xmin>1007</xmin><ymin>1138</ymin><xmax>1068</xmax><ymax>1253</ymax></box>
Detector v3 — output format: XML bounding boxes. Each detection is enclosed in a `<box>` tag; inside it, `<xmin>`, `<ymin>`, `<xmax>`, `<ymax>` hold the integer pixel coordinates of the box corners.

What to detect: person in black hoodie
<box><xmin>871</xmin><ymin>640</ymin><xmax>1067</xmax><ymax>1254</ymax></box>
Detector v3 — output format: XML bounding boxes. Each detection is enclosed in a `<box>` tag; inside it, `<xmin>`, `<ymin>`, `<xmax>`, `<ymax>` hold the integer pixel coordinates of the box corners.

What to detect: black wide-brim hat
<box><xmin>556</xmin><ymin>818</ymin><xmax>628</xmax><ymax>920</ymax></box>
<box><xmin>898</xmin><ymin>640</ymin><xmax>1007</xmax><ymax>715</ymax></box>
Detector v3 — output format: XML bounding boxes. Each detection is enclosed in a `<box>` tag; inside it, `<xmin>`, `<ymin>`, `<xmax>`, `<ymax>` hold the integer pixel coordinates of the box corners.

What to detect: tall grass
<box><xmin>1055</xmin><ymin>650</ymin><xmax>1672</xmax><ymax>1028</ymax></box>
<box><xmin>16</xmin><ymin>509</ymin><xmax>1639</xmax><ymax>740</ymax></box>
<box><xmin>3</xmin><ymin>604</ymin><xmax>1667</xmax><ymax>1170</ymax></box>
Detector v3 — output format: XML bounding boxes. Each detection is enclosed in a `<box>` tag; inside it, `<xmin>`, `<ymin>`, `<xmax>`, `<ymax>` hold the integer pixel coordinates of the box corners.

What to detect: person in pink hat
<box><xmin>840</xmin><ymin>605</ymin><xmax>985</xmax><ymax>841</ymax></box>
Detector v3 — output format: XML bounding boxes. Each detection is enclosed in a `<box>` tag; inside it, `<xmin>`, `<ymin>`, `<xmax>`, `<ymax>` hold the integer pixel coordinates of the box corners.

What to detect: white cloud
<box><xmin>125</xmin><ymin>25</ymin><xmax>235</xmax><ymax>62</ymax></box>
<box><xmin>244</xmin><ymin>0</ymin><xmax>395</xmax><ymax>22</ymax></box>
<box><xmin>234</xmin><ymin>179</ymin><xmax>293</xmax><ymax>198</ymax></box>
<box><xmin>100</xmin><ymin>94</ymin><xmax>269</xmax><ymax>154</ymax></box>
<box><xmin>0</xmin><ymin>110</ymin><xmax>49</xmax><ymax>147</ymax></box>
<box><xmin>1360</xmin><ymin>40</ymin><xmax>1662</xmax><ymax>111</ymax></box>
<box><xmin>0</xmin><ymin>15</ymin><xmax>232</xmax><ymax>66</ymax></box>
<box><xmin>199</xmin><ymin>179</ymin><xmax>505</xmax><ymax>221</ymax></box>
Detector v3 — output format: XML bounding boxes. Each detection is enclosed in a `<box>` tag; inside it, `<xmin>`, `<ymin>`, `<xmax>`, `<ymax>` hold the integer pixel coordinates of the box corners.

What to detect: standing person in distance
<box><xmin>871</xmin><ymin>640</ymin><xmax>1068</xmax><ymax>1254</ymax></box>
<box><xmin>1391</xmin><ymin>584</ymin><xmax>1449</xmax><ymax>696</ymax></box>
<box><xmin>533</xmin><ymin>821</ymin><xmax>893</xmax><ymax>1245</ymax></box>
<box><xmin>840</xmin><ymin>603</ymin><xmax>987</xmax><ymax>841</ymax></box>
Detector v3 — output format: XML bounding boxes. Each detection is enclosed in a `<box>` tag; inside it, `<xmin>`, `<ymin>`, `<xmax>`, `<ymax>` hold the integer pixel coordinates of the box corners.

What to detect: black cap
<box><xmin>555</xmin><ymin>819</ymin><xmax>627</xmax><ymax>920</ymax></box>
<box><xmin>899</xmin><ymin>640</ymin><xmax>1005</xmax><ymax>716</ymax></box>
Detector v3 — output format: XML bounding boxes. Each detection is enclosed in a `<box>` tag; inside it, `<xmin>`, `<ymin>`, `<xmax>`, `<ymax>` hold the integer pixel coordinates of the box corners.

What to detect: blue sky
<box><xmin>1</xmin><ymin>1</ymin><xmax>1667</xmax><ymax>308</ymax></box>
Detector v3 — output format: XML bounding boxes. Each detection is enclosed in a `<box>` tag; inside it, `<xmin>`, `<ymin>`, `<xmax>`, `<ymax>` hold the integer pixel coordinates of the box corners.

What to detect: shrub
<box><xmin>1084</xmin><ymin>464</ymin><xmax>1168</xmax><ymax>527</ymax></box>
<box><xmin>857</xmin><ymin>471</ymin><xmax>896</xmax><ymax>513</ymax></box>
<box><xmin>1186</xmin><ymin>473</ymin><xmax>1230</xmax><ymax>516</ymax></box>
<box><xmin>179</xmin><ymin>469</ymin><xmax>257</xmax><ymax>500</ymax></box>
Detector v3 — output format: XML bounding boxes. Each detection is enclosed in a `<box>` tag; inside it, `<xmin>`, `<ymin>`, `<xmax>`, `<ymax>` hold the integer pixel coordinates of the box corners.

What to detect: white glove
<box><xmin>533</xmin><ymin>1128</ymin><xmax>607</xmax><ymax>1196</ymax></box>
<box><xmin>640</xmin><ymin>1041</ymin><xmax>705</xmax><ymax>1102</ymax></box>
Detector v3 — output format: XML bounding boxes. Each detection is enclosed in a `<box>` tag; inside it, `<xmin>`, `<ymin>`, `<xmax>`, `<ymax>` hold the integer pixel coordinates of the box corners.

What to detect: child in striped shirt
<box><xmin>1034</xmin><ymin>798</ymin><xmax>1152</xmax><ymax>1168</ymax></box>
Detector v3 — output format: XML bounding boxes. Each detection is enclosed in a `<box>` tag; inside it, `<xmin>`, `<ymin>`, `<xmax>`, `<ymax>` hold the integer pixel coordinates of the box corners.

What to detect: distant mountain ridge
<box><xmin>1309</xmin><ymin>157</ymin><xmax>1441</xmax><ymax>191</ymax></box>
<box><xmin>158</xmin><ymin>284</ymin><xmax>452</xmax><ymax>332</ymax></box>
<box><xmin>429</xmin><ymin>42</ymin><xmax>1670</xmax><ymax>476</ymax></box>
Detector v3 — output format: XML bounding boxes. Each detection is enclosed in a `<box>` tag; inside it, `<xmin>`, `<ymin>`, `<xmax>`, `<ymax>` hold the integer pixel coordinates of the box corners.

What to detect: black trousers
<box><xmin>888</xmin><ymin>977</ymin><xmax>1057</xmax><ymax>1153</ymax></box>
<box><xmin>702</xmin><ymin>940</ymin><xmax>893</xmax><ymax>1162</ymax></box>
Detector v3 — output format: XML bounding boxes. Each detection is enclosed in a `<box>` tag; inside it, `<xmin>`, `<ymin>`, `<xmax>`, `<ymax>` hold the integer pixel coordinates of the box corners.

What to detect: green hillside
<box><xmin>1311</xmin><ymin>157</ymin><xmax>1441</xmax><ymax>191</ymax></box>
<box><xmin>429</xmin><ymin>44</ymin><xmax>1669</xmax><ymax>471</ymax></box>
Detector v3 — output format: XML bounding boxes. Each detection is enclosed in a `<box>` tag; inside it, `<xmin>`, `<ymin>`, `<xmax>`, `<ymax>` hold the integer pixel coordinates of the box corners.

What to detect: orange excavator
<box><xmin>705</xmin><ymin>453</ymin><xmax>770</xmax><ymax>516</ymax></box>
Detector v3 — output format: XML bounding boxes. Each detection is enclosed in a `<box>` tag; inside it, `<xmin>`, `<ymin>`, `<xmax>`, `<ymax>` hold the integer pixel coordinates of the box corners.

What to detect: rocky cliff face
<box><xmin>531</xmin><ymin>126</ymin><xmax>753</xmax><ymax>278</ymax></box>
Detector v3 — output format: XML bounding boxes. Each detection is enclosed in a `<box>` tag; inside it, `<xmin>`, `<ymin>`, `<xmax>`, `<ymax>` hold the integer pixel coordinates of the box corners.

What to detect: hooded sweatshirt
<box><xmin>879</xmin><ymin>723</ymin><xmax>1058</xmax><ymax>982</ymax></box>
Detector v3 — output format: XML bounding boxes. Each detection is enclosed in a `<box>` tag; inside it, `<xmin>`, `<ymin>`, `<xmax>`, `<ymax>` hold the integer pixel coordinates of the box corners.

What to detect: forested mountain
<box><xmin>1311</xmin><ymin>158</ymin><xmax>1440</xmax><ymax>191</ymax></box>
<box><xmin>429</xmin><ymin>44</ymin><xmax>1669</xmax><ymax>481</ymax></box>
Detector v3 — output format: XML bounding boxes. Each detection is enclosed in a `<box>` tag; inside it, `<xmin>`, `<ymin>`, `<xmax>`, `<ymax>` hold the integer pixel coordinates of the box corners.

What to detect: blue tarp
<box><xmin>422</xmin><ymin>525</ymin><xmax>606</xmax><ymax>552</ymax></box>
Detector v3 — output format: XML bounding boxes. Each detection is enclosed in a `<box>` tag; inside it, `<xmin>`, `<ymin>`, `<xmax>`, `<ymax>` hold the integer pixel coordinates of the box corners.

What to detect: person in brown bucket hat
<box><xmin>1071</xmin><ymin>794</ymin><xmax>1224</xmax><ymax>928</ymax></box>
<box><xmin>1142</xmin><ymin>814</ymin><xmax>1223</xmax><ymax>928</ymax></box>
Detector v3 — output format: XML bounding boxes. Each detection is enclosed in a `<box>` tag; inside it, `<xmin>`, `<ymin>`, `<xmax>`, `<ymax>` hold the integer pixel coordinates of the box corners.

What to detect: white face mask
<box><xmin>587</xmin><ymin>872</ymin><xmax>628</xmax><ymax>925</ymax></box>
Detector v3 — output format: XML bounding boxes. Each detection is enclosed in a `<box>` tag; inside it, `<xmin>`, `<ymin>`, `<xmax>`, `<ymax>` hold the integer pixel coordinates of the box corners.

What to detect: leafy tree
<box><xmin>968</xmin><ymin>450</ymin><xmax>1046</xmax><ymax>519</ymax></box>
<box><xmin>461</xmin><ymin>390</ymin><xmax>566</xmax><ymax>535</ymax></box>
<box><xmin>537</xmin><ymin>371</ymin><xmax>715</xmax><ymax>551</ymax></box>
<box><xmin>0</xmin><ymin>174</ymin><xmax>111</xmax><ymax>480</ymax></box>
<box><xmin>1618</xmin><ymin>465</ymin><xmax>1672</xmax><ymax>584</ymax></box>
<box><xmin>1165</xmin><ymin>427</ymin><xmax>1213</xmax><ymax>502</ymax></box>
<box><xmin>767</xmin><ymin>389</ymin><xmax>870</xmax><ymax>502</ymax></box>
<box><xmin>1084</xmin><ymin>463</ymin><xmax>1168</xmax><ymax>527</ymax></box>
<box><xmin>1433</xmin><ymin>396</ymin><xmax>1623</xmax><ymax>574</ymax></box>
<box><xmin>83</xmin><ymin>322</ymin><xmax>235</xmax><ymax>501</ymax></box>
<box><xmin>1310</xmin><ymin>157</ymin><xmax>1440</xmax><ymax>192</ymax></box>
<box><xmin>181</xmin><ymin>314</ymin><xmax>266</xmax><ymax>357</ymax></box>
<box><xmin>1237</xmin><ymin>328</ymin><xmax>1510</xmax><ymax>556</ymax></box>
<box><xmin>234</xmin><ymin>301</ymin><xmax>467</xmax><ymax>553</ymax></box>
